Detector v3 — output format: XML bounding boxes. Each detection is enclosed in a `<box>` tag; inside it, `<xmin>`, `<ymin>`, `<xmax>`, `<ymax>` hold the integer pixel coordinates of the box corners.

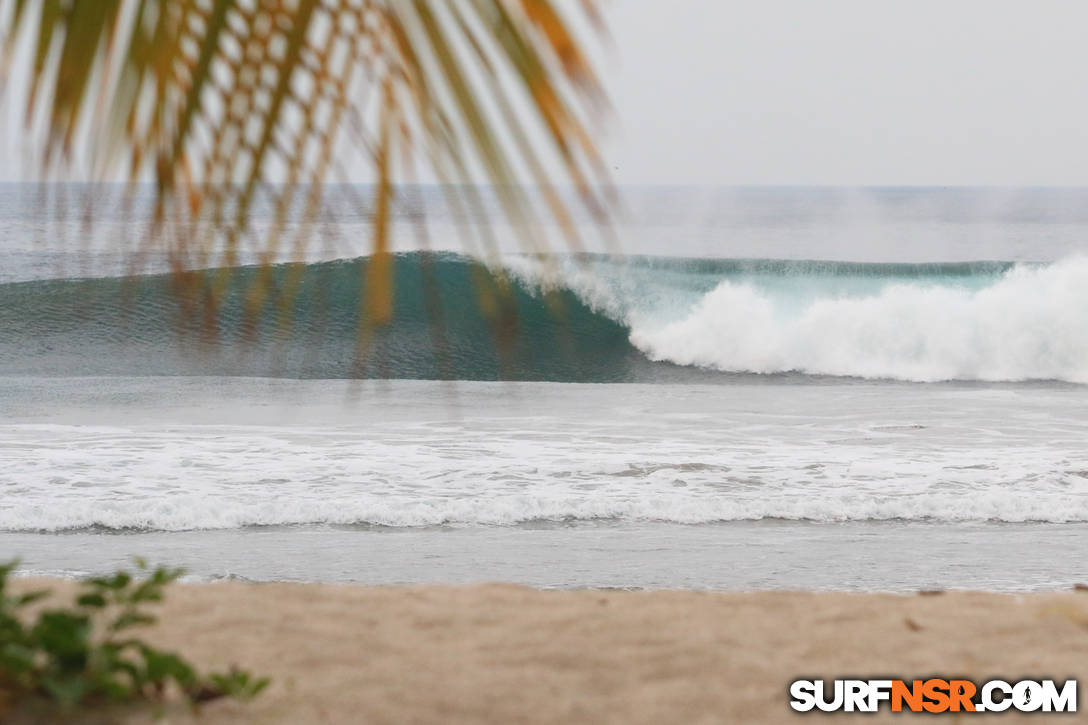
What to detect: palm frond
<box><xmin>1</xmin><ymin>0</ymin><xmax>611</xmax><ymax>367</ymax></box>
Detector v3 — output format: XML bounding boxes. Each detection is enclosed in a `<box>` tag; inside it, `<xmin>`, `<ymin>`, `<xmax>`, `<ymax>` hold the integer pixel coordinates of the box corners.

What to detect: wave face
<box><xmin>0</xmin><ymin>252</ymin><xmax>1085</xmax><ymax>382</ymax></box>
<box><xmin>0</xmin><ymin>253</ymin><xmax>644</xmax><ymax>382</ymax></box>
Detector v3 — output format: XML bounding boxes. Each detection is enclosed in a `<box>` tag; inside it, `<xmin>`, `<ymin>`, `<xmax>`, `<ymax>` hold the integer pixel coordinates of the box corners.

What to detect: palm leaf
<box><xmin>1</xmin><ymin>0</ymin><xmax>611</xmax><ymax>371</ymax></box>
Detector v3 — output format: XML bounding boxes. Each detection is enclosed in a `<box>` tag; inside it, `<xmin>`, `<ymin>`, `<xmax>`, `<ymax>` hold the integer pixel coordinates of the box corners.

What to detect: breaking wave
<box><xmin>0</xmin><ymin>252</ymin><xmax>1084</xmax><ymax>382</ymax></box>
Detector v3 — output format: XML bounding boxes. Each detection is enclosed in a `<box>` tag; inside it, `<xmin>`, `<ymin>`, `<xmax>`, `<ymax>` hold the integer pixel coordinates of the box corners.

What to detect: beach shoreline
<box><xmin>9</xmin><ymin>579</ymin><xmax>1088</xmax><ymax>723</ymax></box>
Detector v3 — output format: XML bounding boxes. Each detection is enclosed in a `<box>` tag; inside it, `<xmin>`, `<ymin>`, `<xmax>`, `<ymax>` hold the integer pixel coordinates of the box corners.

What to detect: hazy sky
<box><xmin>5</xmin><ymin>0</ymin><xmax>1088</xmax><ymax>186</ymax></box>
<box><xmin>603</xmin><ymin>0</ymin><xmax>1088</xmax><ymax>185</ymax></box>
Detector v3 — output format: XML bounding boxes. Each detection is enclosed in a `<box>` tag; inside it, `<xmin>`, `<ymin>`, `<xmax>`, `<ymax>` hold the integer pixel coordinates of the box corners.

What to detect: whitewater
<box><xmin>4</xmin><ymin>377</ymin><xmax>1088</xmax><ymax>532</ymax></box>
<box><xmin>519</xmin><ymin>255</ymin><xmax>1088</xmax><ymax>383</ymax></box>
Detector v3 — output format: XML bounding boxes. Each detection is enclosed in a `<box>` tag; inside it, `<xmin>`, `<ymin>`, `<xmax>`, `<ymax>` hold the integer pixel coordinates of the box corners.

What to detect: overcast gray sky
<box><xmin>602</xmin><ymin>0</ymin><xmax>1088</xmax><ymax>185</ymax></box>
<box><xmin>5</xmin><ymin>0</ymin><xmax>1088</xmax><ymax>186</ymax></box>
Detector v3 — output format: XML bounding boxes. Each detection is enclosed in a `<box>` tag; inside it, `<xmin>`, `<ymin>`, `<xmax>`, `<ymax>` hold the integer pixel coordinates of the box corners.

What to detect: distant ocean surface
<box><xmin>2</xmin><ymin>185</ymin><xmax>1087</xmax><ymax>590</ymax></box>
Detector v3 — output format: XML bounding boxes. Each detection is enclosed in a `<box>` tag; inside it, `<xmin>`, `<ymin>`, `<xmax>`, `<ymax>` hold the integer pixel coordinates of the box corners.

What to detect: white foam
<box><xmin>628</xmin><ymin>257</ymin><xmax>1088</xmax><ymax>382</ymax></box>
<box><xmin>2</xmin><ymin>379</ymin><xmax>1087</xmax><ymax>531</ymax></box>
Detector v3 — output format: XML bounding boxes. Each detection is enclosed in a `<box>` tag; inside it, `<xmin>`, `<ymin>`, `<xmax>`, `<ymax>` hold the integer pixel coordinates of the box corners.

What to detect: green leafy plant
<box><xmin>0</xmin><ymin>559</ymin><xmax>268</xmax><ymax>717</ymax></box>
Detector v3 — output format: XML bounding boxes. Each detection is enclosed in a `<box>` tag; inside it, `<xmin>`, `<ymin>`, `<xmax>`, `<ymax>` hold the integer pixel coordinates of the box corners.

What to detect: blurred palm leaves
<box><xmin>1</xmin><ymin>0</ymin><xmax>611</xmax><ymax>360</ymax></box>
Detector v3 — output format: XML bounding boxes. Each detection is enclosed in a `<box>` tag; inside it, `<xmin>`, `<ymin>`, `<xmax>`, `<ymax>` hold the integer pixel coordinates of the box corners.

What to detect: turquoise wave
<box><xmin>0</xmin><ymin>252</ymin><xmax>1072</xmax><ymax>382</ymax></box>
<box><xmin>0</xmin><ymin>252</ymin><xmax>645</xmax><ymax>381</ymax></box>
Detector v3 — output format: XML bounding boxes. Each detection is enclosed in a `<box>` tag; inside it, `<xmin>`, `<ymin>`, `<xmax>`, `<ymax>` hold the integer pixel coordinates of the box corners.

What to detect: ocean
<box><xmin>2</xmin><ymin>185</ymin><xmax>1087</xmax><ymax>590</ymax></box>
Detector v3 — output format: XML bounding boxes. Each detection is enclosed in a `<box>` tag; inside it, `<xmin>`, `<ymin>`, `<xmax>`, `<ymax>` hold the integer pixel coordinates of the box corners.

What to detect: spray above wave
<box><xmin>0</xmin><ymin>252</ymin><xmax>1083</xmax><ymax>382</ymax></box>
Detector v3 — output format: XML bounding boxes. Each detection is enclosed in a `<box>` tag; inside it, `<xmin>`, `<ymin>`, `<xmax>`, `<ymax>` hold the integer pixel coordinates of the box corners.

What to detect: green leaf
<box><xmin>109</xmin><ymin>611</ymin><xmax>157</xmax><ymax>632</ymax></box>
<box><xmin>15</xmin><ymin>589</ymin><xmax>50</xmax><ymax>607</ymax></box>
<box><xmin>0</xmin><ymin>643</ymin><xmax>38</xmax><ymax>673</ymax></box>
<box><xmin>87</xmin><ymin>571</ymin><xmax>132</xmax><ymax>591</ymax></box>
<box><xmin>0</xmin><ymin>560</ymin><xmax>267</xmax><ymax>709</ymax></box>
<box><xmin>41</xmin><ymin>675</ymin><xmax>89</xmax><ymax>706</ymax></box>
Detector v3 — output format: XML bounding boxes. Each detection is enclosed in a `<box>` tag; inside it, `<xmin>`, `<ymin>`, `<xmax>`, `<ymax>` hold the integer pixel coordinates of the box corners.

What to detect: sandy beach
<box><xmin>7</xmin><ymin>579</ymin><xmax>1088</xmax><ymax>724</ymax></box>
